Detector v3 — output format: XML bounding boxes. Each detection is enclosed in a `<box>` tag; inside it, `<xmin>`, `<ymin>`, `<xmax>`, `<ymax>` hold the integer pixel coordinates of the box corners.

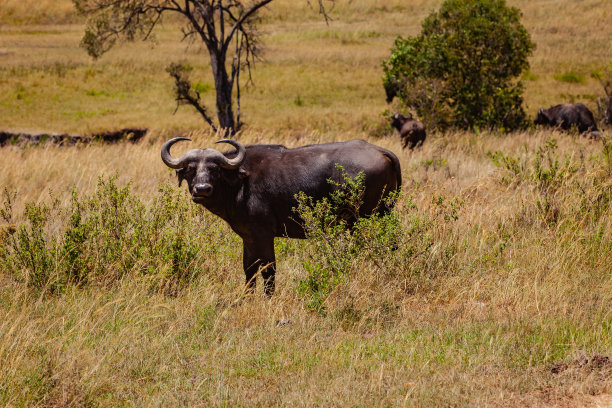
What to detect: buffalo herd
<box><xmin>162</xmin><ymin>86</ymin><xmax>609</xmax><ymax>296</ymax></box>
<box><xmin>388</xmin><ymin>89</ymin><xmax>609</xmax><ymax>147</ymax></box>
<box><xmin>389</xmin><ymin>101</ymin><xmax>606</xmax><ymax>147</ymax></box>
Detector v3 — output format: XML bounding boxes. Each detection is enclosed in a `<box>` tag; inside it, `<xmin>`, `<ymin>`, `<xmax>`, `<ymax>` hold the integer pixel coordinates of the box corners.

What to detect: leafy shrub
<box><xmin>293</xmin><ymin>166</ymin><xmax>463</xmax><ymax>316</ymax></box>
<box><xmin>0</xmin><ymin>193</ymin><xmax>58</xmax><ymax>290</ymax></box>
<box><xmin>294</xmin><ymin>167</ymin><xmax>403</xmax><ymax>314</ymax></box>
<box><xmin>0</xmin><ymin>176</ymin><xmax>225</xmax><ymax>295</ymax></box>
<box><xmin>383</xmin><ymin>0</ymin><xmax>534</xmax><ymax>131</ymax></box>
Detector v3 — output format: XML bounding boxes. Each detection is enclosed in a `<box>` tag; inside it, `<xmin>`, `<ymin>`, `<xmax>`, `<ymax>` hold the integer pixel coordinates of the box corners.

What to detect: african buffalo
<box><xmin>534</xmin><ymin>103</ymin><xmax>599</xmax><ymax>136</ymax></box>
<box><xmin>384</xmin><ymin>79</ymin><xmax>399</xmax><ymax>103</ymax></box>
<box><xmin>161</xmin><ymin>138</ymin><xmax>402</xmax><ymax>295</ymax></box>
<box><xmin>391</xmin><ymin>113</ymin><xmax>426</xmax><ymax>150</ymax></box>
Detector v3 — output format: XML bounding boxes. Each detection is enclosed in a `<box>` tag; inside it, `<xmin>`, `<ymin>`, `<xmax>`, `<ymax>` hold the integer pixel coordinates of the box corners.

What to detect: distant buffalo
<box><xmin>391</xmin><ymin>113</ymin><xmax>426</xmax><ymax>150</ymax></box>
<box><xmin>534</xmin><ymin>103</ymin><xmax>600</xmax><ymax>137</ymax></box>
<box><xmin>384</xmin><ymin>79</ymin><xmax>399</xmax><ymax>103</ymax></box>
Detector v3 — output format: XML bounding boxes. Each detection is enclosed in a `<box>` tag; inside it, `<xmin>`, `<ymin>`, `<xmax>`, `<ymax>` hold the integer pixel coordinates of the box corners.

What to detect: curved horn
<box><xmin>214</xmin><ymin>139</ymin><xmax>246</xmax><ymax>169</ymax></box>
<box><xmin>161</xmin><ymin>137</ymin><xmax>192</xmax><ymax>169</ymax></box>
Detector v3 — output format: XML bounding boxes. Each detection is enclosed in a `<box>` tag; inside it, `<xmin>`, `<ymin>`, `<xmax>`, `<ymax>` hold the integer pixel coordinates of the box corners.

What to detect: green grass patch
<box><xmin>554</xmin><ymin>71</ymin><xmax>586</xmax><ymax>84</ymax></box>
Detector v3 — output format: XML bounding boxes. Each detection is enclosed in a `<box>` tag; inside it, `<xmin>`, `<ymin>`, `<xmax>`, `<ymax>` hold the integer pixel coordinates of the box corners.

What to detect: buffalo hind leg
<box><xmin>243</xmin><ymin>237</ymin><xmax>276</xmax><ymax>296</ymax></box>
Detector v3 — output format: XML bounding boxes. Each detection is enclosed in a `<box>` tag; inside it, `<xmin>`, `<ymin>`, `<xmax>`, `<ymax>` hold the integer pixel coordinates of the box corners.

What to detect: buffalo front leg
<box><xmin>242</xmin><ymin>237</ymin><xmax>277</xmax><ymax>296</ymax></box>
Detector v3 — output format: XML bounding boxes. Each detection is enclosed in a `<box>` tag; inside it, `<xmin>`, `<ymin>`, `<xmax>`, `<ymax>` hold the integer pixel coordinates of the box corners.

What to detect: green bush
<box><xmin>0</xmin><ymin>176</ymin><xmax>227</xmax><ymax>295</ymax></box>
<box><xmin>294</xmin><ymin>169</ymin><xmax>463</xmax><ymax>317</ymax></box>
<box><xmin>292</xmin><ymin>166</ymin><xmax>463</xmax><ymax>315</ymax></box>
<box><xmin>383</xmin><ymin>0</ymin><xmax>534</xmax><ymax>131</ymax></box>
<box><xmin>294</xmin><ymin>167</ymin><xmax>404</xmax><ymax>314</ymax></box>
<box><xmin>554</xmin><ymin>72</ymin><xmax>585</xmax><ymax>84</ymax></box>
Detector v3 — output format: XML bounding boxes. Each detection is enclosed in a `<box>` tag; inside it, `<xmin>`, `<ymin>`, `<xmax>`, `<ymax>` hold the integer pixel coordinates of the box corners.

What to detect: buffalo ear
<box><xmin>538</xmin><ymin>108</ymin><xmax>549</xmax><ymax>119</ymax></box>
<box><xmin>536</xmin><ymin>108</ymin><xmax>549</xmax><ymax>123</ymax></box>
<box><xmin>176</xmin><ymin>168</ymin><xmax>187</xmax><ymax>187</ymax></box>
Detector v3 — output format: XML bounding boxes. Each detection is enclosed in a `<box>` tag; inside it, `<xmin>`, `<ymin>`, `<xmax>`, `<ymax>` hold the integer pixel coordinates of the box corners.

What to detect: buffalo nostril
<box><xmin>194</xmin><ymin>184</ymin><xmax>213</xmax><ymax>197</ymax></box>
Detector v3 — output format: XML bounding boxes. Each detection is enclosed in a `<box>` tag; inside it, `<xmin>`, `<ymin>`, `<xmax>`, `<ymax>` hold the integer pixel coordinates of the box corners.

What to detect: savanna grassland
<box><xmin>1</xmin><ymin>0</ymin><xmax>611</xmax><ymax>406</ymax></box>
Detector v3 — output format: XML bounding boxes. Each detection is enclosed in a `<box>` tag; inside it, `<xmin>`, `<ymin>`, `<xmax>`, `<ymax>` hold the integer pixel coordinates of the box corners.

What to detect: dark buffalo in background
<box><xmin>161</xmin><ymin>138</ymin><xmax>402</xmax><ymax>295</ymax></box>
<box><xmin>534</xmin><ymin>103</ymin><xmax>600</xmax><ymax>138</ymax></box>
<box><xmin>384</xmin><ymin>79</ymin><xmax>399</xmax><ymax>104</ymax></box>
<box><xmin>391</xmin><ymin>113</ymin><xmax>426</xmax><ymax>150</ymax></box>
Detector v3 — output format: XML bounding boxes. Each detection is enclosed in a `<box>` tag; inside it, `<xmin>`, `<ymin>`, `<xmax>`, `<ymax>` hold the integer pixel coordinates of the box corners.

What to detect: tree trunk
<box><xmin>210</xmin><ymin>51</ymin><xmax>236</xmax><ymax>133</ymax></box>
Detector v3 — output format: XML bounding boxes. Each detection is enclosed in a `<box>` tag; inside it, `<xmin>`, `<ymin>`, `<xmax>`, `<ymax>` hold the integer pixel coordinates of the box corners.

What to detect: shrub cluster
<box><xmin>293</xmin><ymin>170</ymin><xmax>403</xmax><ymax>313</ymax></box>
<box><xmin>488</xmin><ymin>137</ymin><xmax>612</xmax><ymax>227</ymax></box>
<box><xmin>0</xmin><ymin>176</ymin><xmax>233</xmax><ymax>295</ymax></box>
<box><xmin>383</xmin><ymin>0</ymin><xmax>534</xmax><ymax>131</ymax></box>
<box><xmin>0</xmin><ymin>170</ymin><xmax>464</xmax><ymax>308</ymax></box>
<box><xmin>294</xmin><ymin>167</ymin><xmax>462</xmax><ymax>317</ymax></box>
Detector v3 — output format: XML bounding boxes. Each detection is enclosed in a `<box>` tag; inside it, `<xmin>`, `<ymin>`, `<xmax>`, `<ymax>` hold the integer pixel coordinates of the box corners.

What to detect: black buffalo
<box><xmin>534</xmin><ymin>103</ymin><xmax>599</xmax><ymax>136</ymax></box>
<box><xmin>384</xmin><ymin>79</ymin><xmax>399</xmax><ymax>104</ymax></box>
<box><xmin>161</xmin><ymin>138</ymin><xmax>402</xmax><ymax>295</ymax></box>
<box><xmin>391</xmin><ymin>113</ymin><xmax>426</xmax><ymax>150</ymax></box>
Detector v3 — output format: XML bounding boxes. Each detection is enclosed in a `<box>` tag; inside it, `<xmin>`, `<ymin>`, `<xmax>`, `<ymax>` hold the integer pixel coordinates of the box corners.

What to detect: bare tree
<box><xmin>73</xmin><ymin>0</ymin><xmax>332</xmax><ymax>133</ymax></box>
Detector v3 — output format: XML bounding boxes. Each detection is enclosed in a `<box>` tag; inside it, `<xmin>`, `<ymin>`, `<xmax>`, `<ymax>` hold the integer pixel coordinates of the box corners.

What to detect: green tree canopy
<box><xmin>383</xmin><ymin>0</ymin><xmax>534</xmax><ymax>131</ymax></box>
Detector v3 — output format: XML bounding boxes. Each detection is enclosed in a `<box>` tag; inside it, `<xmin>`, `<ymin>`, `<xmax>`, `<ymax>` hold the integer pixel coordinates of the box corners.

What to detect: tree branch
<box><xmin>218</xmin><ymin>0</ymin><xmax>225</xmax><ymax>49</ymax></box>
<box><xmin>235</xmin><ymin>32</ymin><xmax>243</xmax><ymax>129</ymax></box>
<box><xmin>190</xmin><ymin>0</ymin><xmax>219</xmax><ymax>48</ymax></box>
<box><xmin>167</xmin><ymin>63</ymin><xmax>218</xmax><ymax>132</ymax></box>
<box><xmin>223</xmin><ymin>0</ymin><xmax>272</xmax><ymax>51</ymax></box>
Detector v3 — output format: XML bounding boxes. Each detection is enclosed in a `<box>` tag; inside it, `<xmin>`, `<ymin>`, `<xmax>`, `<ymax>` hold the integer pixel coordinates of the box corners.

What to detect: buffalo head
<box><xmin>161</xmin><ymin>137</ymin><xmax>246</xmax><ymax>203</ymax></box>
<box><xmin>384</xmin><ymin>78</ymin><xmax>400</xmax><ymax>103</ymax></box>
<box><xmin>391</xmin><ymin>112</ymin><xmax>412</xmax><ymax>130</ymax></box>
<box><xmin>534</xmin><ymin>108</ymin><xmax>552</xmax><ymax>125</ymax></box>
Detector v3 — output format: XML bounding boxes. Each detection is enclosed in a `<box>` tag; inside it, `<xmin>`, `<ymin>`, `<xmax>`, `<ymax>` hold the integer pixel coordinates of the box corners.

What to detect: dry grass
<box><xmin>1</xmin><ymin>128</ymin><xmax>610</xmax><ymax>407</ymax></box>
<box><xmin>1</xmin><ymin>1</ymin><xmax>611</xmax><ymax>407</ymax></box>
<box><xmin>0</xmin><ymin>0</ymin><xmax>610</xmax><ymax>134</ymax></box>
<box><xmin>0</xmin><ymin>0</ymin><xmax>77</xmax><ymax>25</ymax></box>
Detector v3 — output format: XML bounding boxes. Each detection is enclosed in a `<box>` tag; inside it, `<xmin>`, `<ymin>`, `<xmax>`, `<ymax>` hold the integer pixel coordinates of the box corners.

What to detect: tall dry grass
<box><xmin>0</xmin><ymin>0</ymin><xmax>78</xmax><ymax>25</ymax></box>
<box><xmin>1</xmin><ymin>128</ymin><xmax>610</xmax><ymax>407</ymax></box>
<box><xmin>0</xmin><ymin>0</ymin><xmax>610</xmax><ymax>134</ymax></box>
<box><xmin>0</xmin><ymin>0</ymin><xmax>611</xmax><ymax>406</ymax></box>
